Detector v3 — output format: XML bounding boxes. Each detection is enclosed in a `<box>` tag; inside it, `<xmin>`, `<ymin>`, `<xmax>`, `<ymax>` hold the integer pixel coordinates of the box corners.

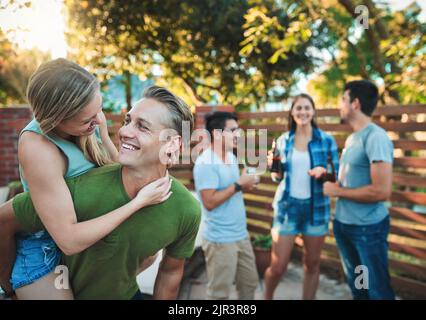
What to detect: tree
<box><xmin>65</xmin><ymin>0</ymin><xmax>329</xmax><ymax>110</ymax></box>
<box><xmin>306</xmin><ymin>0</ymin><xmax>426</xmax><ymax>105</ymax></box>
<box><xmin>0</xmin><ymin>28</ymin><xmax>50</xmax><ymax>106</ymax></box>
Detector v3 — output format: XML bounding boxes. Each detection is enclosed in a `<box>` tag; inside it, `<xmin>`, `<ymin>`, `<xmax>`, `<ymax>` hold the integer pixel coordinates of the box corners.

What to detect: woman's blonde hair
<box><xmin>26</xmin><ymin>58</ymin><xmax>112</xmax><ymax>166</ymax></box>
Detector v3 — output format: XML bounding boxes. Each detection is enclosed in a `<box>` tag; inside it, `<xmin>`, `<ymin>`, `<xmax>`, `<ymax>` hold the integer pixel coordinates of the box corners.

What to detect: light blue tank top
<box><xmin>20</xmin><ymin>119</ymin><xmax>97</xmax><ymax>191</ymax></box>
<box><xmin>13</xmin><ymin>119</ymin><xmax>99</xmax><ymax>282</ymax></box>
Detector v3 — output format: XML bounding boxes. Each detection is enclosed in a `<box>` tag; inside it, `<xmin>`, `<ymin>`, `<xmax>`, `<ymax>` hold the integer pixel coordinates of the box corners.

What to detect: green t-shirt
<box><xmin>13</xmin><ymin>164</ymin><xmax>201</xmax><ymax>300</ymax></box>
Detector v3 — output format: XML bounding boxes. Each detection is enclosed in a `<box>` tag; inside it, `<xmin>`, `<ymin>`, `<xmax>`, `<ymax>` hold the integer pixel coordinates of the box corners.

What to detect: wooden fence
<box><xmin>107</xmin><ymin>104</ymin><xmax>426</xmax><ymax>299</ymax></box>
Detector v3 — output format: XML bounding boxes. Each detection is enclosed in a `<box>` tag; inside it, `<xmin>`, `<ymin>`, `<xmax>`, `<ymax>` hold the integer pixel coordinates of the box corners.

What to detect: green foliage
<box><xmin>252</xmin><ymin>234</ymin><xmax>272</xmax><ymax>250</ymax></box>
<box><xmin>65</xmin><ymin>0</ymin><xmax>328</xmax><ymax>109</ymax></box>
<box><xmin>306</xmin><ymin>0</ymin><xmax>426</xmax><ymax>105</ymax></box>
<box><xmin>63</xmin><ymin>0</ymin><xmax>425</xmax><ymax>109</ymax></box>
<box><xmin>0</xmin><ymin>29</ymin><xmax>50</xmax><ymax>106</ymax></box>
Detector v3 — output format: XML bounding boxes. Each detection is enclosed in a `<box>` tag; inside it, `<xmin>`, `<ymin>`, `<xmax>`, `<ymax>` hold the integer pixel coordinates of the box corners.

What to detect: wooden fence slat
<box><xmin>372</xmin><ymin>104</ymin><xmax>426</xmax><ymax>116</ymax></box>
<box><xmin>247</xmin><ymin>211</ymin><xmax>273</xmax><ymax>224</ymax></box>
<box><xmin>318</xmin><ymin>138</ymin><xmax>426</xmax><ymax>151</ymax></box>
<box><xmin>241</xmin><ymin>122</ymin><xmax>425</xmax><ymax>133</ymax></box>
<box><xmin>394</xmin><ymin>157</ymin><xmax>426</xmax><ymax>169</ymax></box>
<box><xmin>236</xmin><ymin>104</ymin><xmax>426</xmax><ymax>120</ymax></box>
<box><xmin>170</xmin><ymin>170</ymin><xmax>194</xmax><ymax>180</ymax></box>
<box><xmin>391</xmin><ymin>276</ymin><xmax>426</xmax><ymax>298</ymax></box>
<box><xmin>388</xmin><ymin>242</ymin><xmax>426</xmax><ymax>260</ymax></box>
<box><xmin>393</xmin><ymin>174</ymin><xmax>426</xmax><ymax>189</ymax></box>
<box><xmin>244</xmin><ymin>199</ymin><xmax>273</xmax><ymax>210</ymax></box>
<box><xmin>391</xmin><ymin>191</ymin><xmax>426</xmax><ymax>206</ymax></box>
<box><xmin>246</xmin><ymin>189</ymin><xmax>276</xmax><ymax>198</ymax></box>
<box><xmin>247</xmin><ymin>224</ymin><xmax>270</xmax><ymax>235</ymax></box>
<box><xmin>393</xmin><ymin>140</ymin><xmax>426</xmax><ymax>151</ymax></box>
<box><xmin>389</xmin><ymin>207</ymin><xmax>426</xmax><ymax>225</ymax></box>
<box><xmin>388</xmin><ymin>260</ymin><xmax>426</xmax><ymax>282</ymax></box>
<box><xmin>390</xmin><ymin>225</ymin><xmax>426</xmax><ymax>241</ymax></box>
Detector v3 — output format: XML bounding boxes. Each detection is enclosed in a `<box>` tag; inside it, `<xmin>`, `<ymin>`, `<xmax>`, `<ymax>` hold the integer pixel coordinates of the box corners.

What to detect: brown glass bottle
<box><xmin>322</xmin><ymin>155</ymin><xmax>336</xmax><ymax>182</ymax></box>
<box><xmin>270</xmin><ymin>139</ymin><xmax>282</xmax><ymax>174</ymax></box>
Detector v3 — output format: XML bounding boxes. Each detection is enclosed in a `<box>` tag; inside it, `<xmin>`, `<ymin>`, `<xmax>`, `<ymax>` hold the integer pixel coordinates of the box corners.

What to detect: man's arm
<box><xmin>199</xmin><ymin>171</ymin><xmax>257</xmax><ymax>211</ymax></box>
<box><xmin>153</xmin><ymin>255</ymin><xmax>185</xmax><ymax>300</ymax></box>
<box><xmin>199</xmin><ymin>185</ymin><xmax>237</xmax><ymax>211</ymax></box>
<box><xmin>324</xmin><ymin>162</ymin><xmax>392</xmax><ymax>202</ymax></box>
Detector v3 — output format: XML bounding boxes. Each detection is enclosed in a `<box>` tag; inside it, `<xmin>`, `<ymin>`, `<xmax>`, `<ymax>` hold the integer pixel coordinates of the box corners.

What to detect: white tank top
<box><xmin>289</xmin><ymin>148</ymin><xmax>311</xmax><ymax>199</ymax></box>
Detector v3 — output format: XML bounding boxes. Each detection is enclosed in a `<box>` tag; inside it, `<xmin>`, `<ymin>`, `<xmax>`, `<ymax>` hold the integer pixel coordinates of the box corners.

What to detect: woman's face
<box><xmin>55</xmin><ymin>90</ymin><xmax>103</xmax><ymax>137</ymax></box>
<box><xmin>291</xmin><ymin>97</ymin><xmax>315</xmax><ymax>128</ymax></box>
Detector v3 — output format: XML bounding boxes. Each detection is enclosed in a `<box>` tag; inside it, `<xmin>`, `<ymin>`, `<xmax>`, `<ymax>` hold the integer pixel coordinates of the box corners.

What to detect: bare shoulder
<box><xmin>18</xmin><ymin>131</ymin><xmax>66</xmax><ymax>175</ymax></box>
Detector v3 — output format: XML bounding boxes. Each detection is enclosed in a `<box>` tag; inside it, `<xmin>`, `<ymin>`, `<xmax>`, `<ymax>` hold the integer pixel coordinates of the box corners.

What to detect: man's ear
<box><xmin>168</xmin><ymin>136</ymin><xmax>181</xmax><ymax>153</ymax></box>
<box><xmin>352</xmin><ymin>97</ymin><xmax>361</xmax><ymax>112</ymax></box>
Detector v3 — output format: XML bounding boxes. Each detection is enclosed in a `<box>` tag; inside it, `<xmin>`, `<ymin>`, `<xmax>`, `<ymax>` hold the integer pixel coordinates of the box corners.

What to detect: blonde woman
<box><xmin>0</xmin><ymin>59</ymin><xmax>171</xmax><ymax>299</ymax></box>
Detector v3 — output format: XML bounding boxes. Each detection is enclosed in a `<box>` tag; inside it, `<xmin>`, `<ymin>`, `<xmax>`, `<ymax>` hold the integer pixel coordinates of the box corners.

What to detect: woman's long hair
<box><xmin>27</xmin><ymin>58</ymin><xmax>112</xmax><ymax>166</ymax></box>
<box><xmin>287</xmin><ymin>93</ymin><xmax>318</xmax><ymax>132</ymax></box>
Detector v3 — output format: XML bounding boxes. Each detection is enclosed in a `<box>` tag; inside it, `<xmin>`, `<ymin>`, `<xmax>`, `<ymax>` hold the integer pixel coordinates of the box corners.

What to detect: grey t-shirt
<box><xmin>335</xmin><ymin>123</ymin><xmax>393</xmax><ymax>225</ymax></box>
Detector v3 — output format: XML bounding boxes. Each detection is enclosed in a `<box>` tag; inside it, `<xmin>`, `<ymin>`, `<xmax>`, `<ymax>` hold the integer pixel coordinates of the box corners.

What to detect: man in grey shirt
<box><xmin>323</xmin><ymin>80</ymin><xmax>395</xmax><ymax>300</ymax></box>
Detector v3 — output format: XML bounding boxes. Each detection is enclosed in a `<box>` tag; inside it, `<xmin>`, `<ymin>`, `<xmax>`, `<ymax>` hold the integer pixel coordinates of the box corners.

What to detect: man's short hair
<box><xmin>205</xmin><ymin>111</ymin><xmax>238</xmax><ymax>136</ymax></box>
<box><xmin>344</xmin><ymin>80</ymin><xmax>379</xmax><ymax>116</ymax></box>
<box><xmin>142</xmin><ymin>86</ymin><xmax>194</xmax><ymax>143</ymax></box>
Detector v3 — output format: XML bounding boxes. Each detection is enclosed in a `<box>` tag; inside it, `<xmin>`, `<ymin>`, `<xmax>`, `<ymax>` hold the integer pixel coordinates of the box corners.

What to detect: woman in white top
<box><xmin>264</xmin><ymin>94</ymin><xmax>339</xmax><ymax>300</ymax></box>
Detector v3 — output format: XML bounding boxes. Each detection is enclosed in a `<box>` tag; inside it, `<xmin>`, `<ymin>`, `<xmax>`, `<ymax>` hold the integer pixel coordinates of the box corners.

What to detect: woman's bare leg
<box><xmin>15</xmin><ymin>271</ymin><xmax>74</xmax><ymax>300</ymax></box>
<box><xmin>302</xmin><ymin>235</ymin><xmax>326</xmax><ymax>300</ymax></box>
<box><xmin>263</xmin><ymin>232</ymin><xmax>296</xmax><ymax>300</ymax></box>
<box><xmin>0</xmin><ymin>199</ymin><xmax>21</xmax><ymax>296</ymax></box>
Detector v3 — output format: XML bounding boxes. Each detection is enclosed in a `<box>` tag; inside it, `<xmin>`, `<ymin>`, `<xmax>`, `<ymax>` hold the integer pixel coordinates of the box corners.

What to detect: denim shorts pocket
<box><xmin>286</xmin><ymin>199</ymin><xmax>300</xmax><ymax>220</ymax></box>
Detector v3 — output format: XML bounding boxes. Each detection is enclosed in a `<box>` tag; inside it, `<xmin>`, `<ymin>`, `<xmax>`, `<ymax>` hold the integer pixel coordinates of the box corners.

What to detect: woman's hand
<box><xmin>308</xmin><ymin>166</ymin><xmax>326</xmax><ymax>179</ymax></box>
<box><xmin>135</xmin><ymin>172</ymin><xmax>173</xmax><ymax>208</ymax></box>
<box><xmin>97</xmin><ymin>111</ymin><xmax>108</xmax><ymax>134</ymax></box>
<box><xmin>267</xmin><ymin>150</ymin><xmax>273</xmax><ymax>169</ymax></box>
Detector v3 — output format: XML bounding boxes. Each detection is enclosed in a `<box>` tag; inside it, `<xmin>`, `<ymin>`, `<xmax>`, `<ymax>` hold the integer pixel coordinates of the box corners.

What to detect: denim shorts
<box><xmin>10</xmin><ymin>231</ymin><xmax>61</xmax><ymax>290</ymax></box>
<box><xmin>272</xmin><ymin>197</ymin><xmax>329</xmax><ymax>237</ymax></box>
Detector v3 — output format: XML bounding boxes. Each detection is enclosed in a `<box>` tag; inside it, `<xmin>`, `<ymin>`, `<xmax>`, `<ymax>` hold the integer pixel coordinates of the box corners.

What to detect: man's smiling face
<box><xmin>118</xmin><ymin>98</ymin><xmax>172</xmax><ymax>169</ymax></box>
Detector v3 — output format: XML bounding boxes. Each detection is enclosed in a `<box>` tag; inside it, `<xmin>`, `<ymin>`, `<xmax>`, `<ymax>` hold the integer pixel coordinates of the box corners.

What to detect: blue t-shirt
<box><xmin>193</xmin><ymin>148</ymin><xmax>248</xmax><ymax>243</ymax></box>
<box><xmin>335</xmin><ymin>123</ymin><xmax>393</xmax><ymax>225</ymax></box>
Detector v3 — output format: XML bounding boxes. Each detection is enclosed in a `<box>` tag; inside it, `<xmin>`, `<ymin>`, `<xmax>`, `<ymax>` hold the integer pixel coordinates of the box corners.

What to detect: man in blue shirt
<box><xmin>193</xmin><ymin>112</ymin><xmax>259</xmax><ymax>300</ymax></box>
<box><xmin>324</xmin><ymin>80</ymin><xmax>395</xmax><ymax>299</ymax></box>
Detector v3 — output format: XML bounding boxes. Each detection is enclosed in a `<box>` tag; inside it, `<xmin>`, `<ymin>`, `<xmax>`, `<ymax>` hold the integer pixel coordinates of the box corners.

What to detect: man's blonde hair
<box><xmin>142</xmin><ymin>86</ymin><xmax>194</xmax><ymax>142</ymax></box>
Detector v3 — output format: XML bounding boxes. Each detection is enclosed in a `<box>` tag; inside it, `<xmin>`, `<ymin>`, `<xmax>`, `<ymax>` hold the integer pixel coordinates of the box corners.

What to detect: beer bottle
<box><xmin>270</xmin><ymin>139</ymin><xmax>282</xmax><ymax>174</ymax></box>
<box><xmin>322</xmin><ymin>155</ymin><xmax>336</xmax><ymax>182</ymax></box>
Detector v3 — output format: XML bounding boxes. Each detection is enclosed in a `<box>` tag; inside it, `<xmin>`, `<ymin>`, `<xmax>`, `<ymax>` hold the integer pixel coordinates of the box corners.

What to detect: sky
<box><xmin>0</xmin><ymin>0</ymin><xmax>67</xmax><ymax>58</ymax></box>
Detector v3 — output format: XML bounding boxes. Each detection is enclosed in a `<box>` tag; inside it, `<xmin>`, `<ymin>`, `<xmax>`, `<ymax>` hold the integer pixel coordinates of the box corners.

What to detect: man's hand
<box><xmin>323</xmin><ymin>181</ymin><xmax>341</xmax><ymax>197</ymax></box>
<box><xmin>238</xmin><ymin>169</ymin><xmax>258</xmax><ymax>191</ymax></box>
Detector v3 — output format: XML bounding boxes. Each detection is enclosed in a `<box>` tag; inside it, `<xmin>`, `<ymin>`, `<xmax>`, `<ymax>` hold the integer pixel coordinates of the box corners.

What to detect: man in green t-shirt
<box><xmin>1</xmin><ymin>86</ymin><xmax>201</xmax><ymax>300</ymax></box>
